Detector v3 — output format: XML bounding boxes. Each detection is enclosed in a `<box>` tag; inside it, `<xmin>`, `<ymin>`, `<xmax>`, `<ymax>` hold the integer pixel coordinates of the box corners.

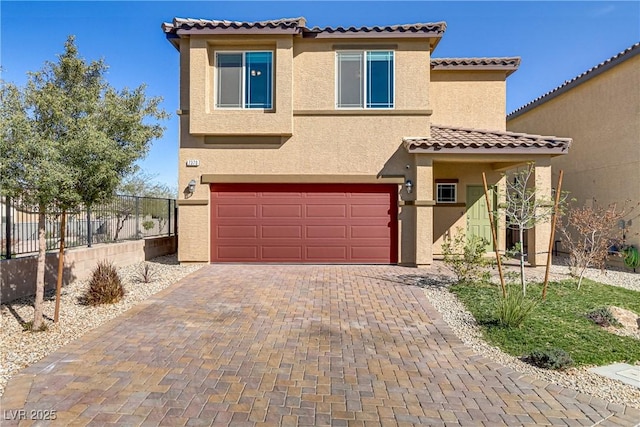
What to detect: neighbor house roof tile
<box><xmin>404</xmin><ymin>125</ymin><xmax>571</xmax><ymax>154</ymax></box>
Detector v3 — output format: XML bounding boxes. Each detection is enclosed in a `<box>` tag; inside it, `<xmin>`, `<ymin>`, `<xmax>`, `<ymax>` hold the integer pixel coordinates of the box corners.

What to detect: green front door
<box><xmin>466</xmin><ymin>185</ymin><xmax>496</xmax><ymax>250</ymax></box>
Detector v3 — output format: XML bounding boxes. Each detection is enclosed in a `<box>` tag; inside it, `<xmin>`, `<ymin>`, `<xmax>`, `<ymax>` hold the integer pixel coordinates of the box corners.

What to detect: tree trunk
<box><xmin>33</xmin><ymin>209</ymin><xmax>46</xmax><ymax>330</ymax></box>
<box><xmin>54</xmin><ymin>210</ymin><xmax>66</xmax><ymax>323</ymax></box>
<box><xmin>519</xmin><ymin>227</ymin><xmax>526</xmax><ymax>296</ymax></box>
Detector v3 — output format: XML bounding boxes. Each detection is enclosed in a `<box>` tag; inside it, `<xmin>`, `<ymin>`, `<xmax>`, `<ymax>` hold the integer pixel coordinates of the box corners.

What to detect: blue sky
<box><xmin>1</xmin><ymin>1</ymin><xmax>638</xmax><ymax>188</ymax></box>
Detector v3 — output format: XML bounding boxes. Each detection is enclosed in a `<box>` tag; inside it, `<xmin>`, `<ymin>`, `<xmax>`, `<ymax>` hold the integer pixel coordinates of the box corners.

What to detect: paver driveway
<box><xmin>2</xmin><ymin>265</ymin><xmax>638</xmax><ymax>426</ymax></box>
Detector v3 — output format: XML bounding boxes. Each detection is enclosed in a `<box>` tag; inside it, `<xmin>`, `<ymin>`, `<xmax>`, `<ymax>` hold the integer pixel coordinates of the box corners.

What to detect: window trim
<box><xmin>214</xmin><ymin>50</ymin><xmax>274</xmax><ymax>110</ymax></box>
<box><xmin>436</xmin><ymin>182</ymin><xmax>457</xmax><ymax>203</ymax></box>
<box><xmin>335</xmin><ymin>50</ymin><xmax>395</xmax><ymax>110</ymax></box>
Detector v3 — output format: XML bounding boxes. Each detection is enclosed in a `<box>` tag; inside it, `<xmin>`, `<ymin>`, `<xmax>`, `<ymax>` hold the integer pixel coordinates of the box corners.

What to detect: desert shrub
<box><xmin>134</xmin><ymin>263</ymin><xmax>156</xmax><ymax>284</ymax></box>
<box><xmin>441</xmin><ymin>229</ymin><xmax>492</xmax><ymax>283</ymax></box>
<box><xmin>84</xmin><ymin>260</ymin><xmax>124</xmax><ymax>305</ymax></box>
<box><xmin>524</xmin><ymin>348</ymin><xmax>574</xmax><ymax>370</ymax></box>
<box><xmin>142</xmin><ymin>220</ymin><xmax>155</xmax><ymax>231</ymax></box>
<box><xmin>585</xmin><ymin>307</ymin><xmax>619</xmax><ymax>328</ymax></box>
<box><xmin>495</xmin><ymin>288</ymin><xmax>539</xmax><ymax>328</ymax></box>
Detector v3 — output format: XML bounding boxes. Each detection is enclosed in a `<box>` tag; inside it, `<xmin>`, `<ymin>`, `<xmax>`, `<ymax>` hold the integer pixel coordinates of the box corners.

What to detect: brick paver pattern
<box><xmin>2</xmin><ymin>265</ymin><xmax>638</xmax><ymax>426</ymax></box>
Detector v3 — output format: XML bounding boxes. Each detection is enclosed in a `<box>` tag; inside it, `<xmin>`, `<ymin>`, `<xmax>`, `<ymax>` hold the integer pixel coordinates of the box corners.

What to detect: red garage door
<box><xmin>210</xmin><ymin>183</ymin><xmax>398</xmax><ymax>263</ymax></box>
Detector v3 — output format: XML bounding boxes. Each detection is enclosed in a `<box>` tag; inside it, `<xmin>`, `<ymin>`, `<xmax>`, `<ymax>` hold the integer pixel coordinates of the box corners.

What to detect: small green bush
<box><xmin>585</xmin><ymin>307</ymin><xmax>619</xmax><ymax>328</ymax></box>
<box><xmin>524</xmin><ymin>348</ymin><xmax>574</xmax><ymax>370</ymax></box>
<box><xmin>84</xmin><ymin>260</ymin><xmax>124</xmax><ymax>306</ymax></box>
<box><xmin>142</xmin><ymin>220</ymin><xmax>155</xmax><ymax>231</ymax></box>
<box><xmin>441</xmin><ymin>229</ymin><xmax>493</xmax><ymax>283</ymax></box>
<box><xmin>495</xmin><ymin>289</ymin><xmax>539</xmax><ymax>328</ymax></box>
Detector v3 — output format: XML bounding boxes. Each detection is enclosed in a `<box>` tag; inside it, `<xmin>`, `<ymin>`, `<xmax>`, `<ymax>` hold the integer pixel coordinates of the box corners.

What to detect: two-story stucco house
<box><xmin>508</xmin><ymin>43</ymin><xmax>639</xmax><ymax>250</ymax></box>
<box><xmin>162</xmin><ymin>17</ymin><xmax>571</xmax><ymax>266</ymax></box>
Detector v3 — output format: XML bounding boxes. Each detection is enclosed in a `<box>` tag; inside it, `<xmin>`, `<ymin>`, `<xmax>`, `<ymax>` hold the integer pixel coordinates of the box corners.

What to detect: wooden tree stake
<box><xmin>482</xmin><ymin>173</ymin><xmax>507</xmax><ymax>298</ymax></box>
<box><xmin>54</xmin><ymin>210</ymin><xmax>66</xmax><ymax>323</ymax></box>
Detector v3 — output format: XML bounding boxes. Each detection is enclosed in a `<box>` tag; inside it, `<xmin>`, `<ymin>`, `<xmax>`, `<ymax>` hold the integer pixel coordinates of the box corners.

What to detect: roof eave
<box><xmin>431</xmin><ymin>64</ymin><xmax>519</xmax><ymax>76</ymax></box>
<box><xmin>403</xmin><ymin>145</ymin><xmax>570</xmax><ymax>155</ymax></box>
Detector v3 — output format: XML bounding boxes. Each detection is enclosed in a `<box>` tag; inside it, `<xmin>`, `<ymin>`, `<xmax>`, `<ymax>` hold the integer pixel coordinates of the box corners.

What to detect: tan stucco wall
<box><xmin>293</xmin><ymin>39</ymin><xmax>431</xmax><ymax>111</ymax></box>
<box><xmin>430</xmin><ymin>70</ymin><xmax>507</xmax><ymax>130</ymax></box>
<box><xmin>508</xmin><ymin>55</ymin><xmax>640</xmax><ymax>247</ymax></box>
<box><xmin>187</xmin><ymin>35</ymin><xmax>294</xmax><ymax>135</ymax></box>
<box><xmin>431</xmin><ymin>162</ymin><xmax>507</xmax><ymax>255</ymax></box>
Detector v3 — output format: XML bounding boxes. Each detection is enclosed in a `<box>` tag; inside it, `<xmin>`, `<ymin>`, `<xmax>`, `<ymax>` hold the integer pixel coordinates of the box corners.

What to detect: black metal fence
<box><xmin>1</xmin><ymin>195</ymin><xmax>177</xmax><ymax>259</ymax></box>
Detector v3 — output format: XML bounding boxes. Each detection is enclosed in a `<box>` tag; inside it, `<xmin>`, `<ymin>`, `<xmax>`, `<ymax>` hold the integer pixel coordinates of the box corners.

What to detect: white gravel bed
<box><xmin>421</xmin><ymin>260</ymin><xmax>640</xmax><ymax>409</ymax></box>
<box><xmin>0</xmin><ymin>255</ymin><xmax>204</xmax><ymax>397</ymax></box>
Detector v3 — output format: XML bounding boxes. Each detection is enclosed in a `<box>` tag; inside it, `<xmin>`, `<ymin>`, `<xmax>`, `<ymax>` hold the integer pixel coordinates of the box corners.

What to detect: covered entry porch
<box><xmin>401</xmin><ymin>125</ymin><xmax>571</xmax><ymax>267</ymax></box>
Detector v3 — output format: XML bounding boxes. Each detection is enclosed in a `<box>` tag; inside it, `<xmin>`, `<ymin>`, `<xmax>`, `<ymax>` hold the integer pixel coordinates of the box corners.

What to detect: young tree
<box><xmin>557</xmin><ymin>202</ymin><xmax>633</xmax><ymax>289</ymax></box>
<box><xmin>501</xmin><ymin>164</ymin><xmax>555</xmax><ymax>295</ymax></box>
<box><xmin>0</xmin><ymin>36</ymin><xmax>167</xmax><ymax>330</ymax></box>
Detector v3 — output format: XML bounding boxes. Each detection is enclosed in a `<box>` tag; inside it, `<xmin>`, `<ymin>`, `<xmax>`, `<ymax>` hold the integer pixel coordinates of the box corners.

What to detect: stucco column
<box><xmin>529</xmin><ymin>158</ymin><xmax>552</xmax><ymax>266</ymax></box>
<box><xmin>415</xmin><ymin>156</ymin><xmax>434</xmax><ymax>266</ymax></box>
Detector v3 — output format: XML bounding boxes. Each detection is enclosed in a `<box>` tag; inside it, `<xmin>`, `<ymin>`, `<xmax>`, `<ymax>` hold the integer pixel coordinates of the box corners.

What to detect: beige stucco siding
<box><xmin>293</xmin><ymin>39</ymin><xmax>431</xmax><ymax>111</ymax></box>
<box><xmin>508</xmin><ymin>55</ymin><xmax>640</xmax><ymax>247</ymax></box>
<box><xmin>431</xmin><ymin>162</ymin><xmax>506</xmax><ymax>254</ymax></box>
<box><xmin>186</xmin><ymin>35</ymin><xmax>294</xmax><ymax>135</ymax></box>
<box><xmin>430</xmin><ymin>70</ymin><xmax>507</xmax><ymax>130</ymax></box>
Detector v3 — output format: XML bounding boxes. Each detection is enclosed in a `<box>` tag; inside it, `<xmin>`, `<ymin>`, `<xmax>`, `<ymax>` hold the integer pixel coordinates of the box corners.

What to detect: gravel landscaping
<box><xmin>0</xmin><ymin>255</ymin><xmax>204</xmax><ymax>397</ymax></box>
<box><xmin>419</xmin><ymin>259</ymin><xmax>640</xmax><ymax>409</ymax></box>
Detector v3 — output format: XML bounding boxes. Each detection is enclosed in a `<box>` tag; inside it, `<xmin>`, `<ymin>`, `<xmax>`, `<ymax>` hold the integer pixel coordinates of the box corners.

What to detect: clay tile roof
<box><xmin>404</xmin><ymin>125</ymin><xmax>571</xmax><ymax>154</ymax></box>
<box><xmin>431</xmin><ymin>57</ymin><xmax>521</xmax><ymax>75</ymax></box>
<box><xmin>162</xmin><ymin>17</ymin><xmax>307</xmax><ymax>34</ymax></box>
<box><xmin>305</xmin><ymin>22</ymin><xmax>446</xmax><ymax>37</ymax></box>
<box><xmin>508</xmin><ymin>42</ymin><xmax>640</xmax><ymax>119</ymax></box>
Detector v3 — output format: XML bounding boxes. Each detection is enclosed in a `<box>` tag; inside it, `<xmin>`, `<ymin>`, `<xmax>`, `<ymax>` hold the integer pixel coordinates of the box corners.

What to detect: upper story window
<box><xmin>216</xmin><ymin>51</ymin><xmax>273</xmax><ymax>109</ymax></box>
<box><xmin>336</xmin><ymin>51</ymin><xmax>394</xmax><ymax>109</ymax></box>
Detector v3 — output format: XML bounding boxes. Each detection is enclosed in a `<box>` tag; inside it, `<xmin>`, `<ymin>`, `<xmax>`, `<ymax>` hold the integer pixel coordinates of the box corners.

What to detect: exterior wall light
<box><xmin>187</xmin><ymin>179</ymin><xmax>197</xmax><ymax>194</ymax></box>
<box><xmin>405</xmin><ymin>179</ymin><xmax>413</xmax><ymax>194</ymax></box>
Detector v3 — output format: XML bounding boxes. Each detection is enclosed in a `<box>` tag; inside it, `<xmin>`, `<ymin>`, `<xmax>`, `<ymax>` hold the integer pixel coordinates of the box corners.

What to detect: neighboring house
<box><xmin>508</xmin><ymin>43</ymin><xmax>639</xmax><ymax>249</ymax></box>
<box><xmin>162</xmin><ymin>17</ymin><xmax>571</xmax><ymax>266</ymax></box>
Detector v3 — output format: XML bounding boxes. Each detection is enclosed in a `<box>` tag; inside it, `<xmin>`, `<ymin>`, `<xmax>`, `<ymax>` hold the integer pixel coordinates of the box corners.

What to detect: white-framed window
<box><xmin>436</xmin><ymin>183</ymin><xmax>457</xmax><ymax>203</ymax></box>
<box><xmin>215</xmin><ymin>51</ymin><xmax>273</xmax><ymax>109</ymax></box>
<box><xmin>336</xmin><ymin>50</ymin><xmax>394</xmax><ymax>109</ymax></box>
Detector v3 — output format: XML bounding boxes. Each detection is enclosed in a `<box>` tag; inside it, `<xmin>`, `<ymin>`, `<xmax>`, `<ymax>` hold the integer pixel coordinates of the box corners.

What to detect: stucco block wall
<box><xmin>430</xmin><ymin>70</ymin><xmax>507</xmax><ymax>130</ymax></box>
<box><xmin>1</xmin><ymin>236</ymin><xmax>177</xmax><ymax>303</ymax></box>
<box><xmin>508</xmin><ymin>55</ymin><xmax>640</xmax><ymax>247</ymax></box>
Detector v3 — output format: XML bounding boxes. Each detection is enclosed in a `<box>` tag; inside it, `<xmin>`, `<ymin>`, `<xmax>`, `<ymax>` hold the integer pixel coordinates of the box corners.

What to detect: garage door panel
<box><xmin>351</xmin><ymin>246</ymin><xmax>391</xmax><ymax>261</ymax></box>
<box><xmin>261</xmin><ymin>246</ymin><xmax>302</xmax><ymax>260</ymax></box>
<box><xmin>306</xmin><ymin>246</ymin><xmax>348</xmax><ymax>261</ymax></box>
<box><xmin>261</xmin><ymin>204</ymin><xmax>302</xmax><ymax>218</ymax></box>
<box><xmin>351</xmin><ymin>205</ymin><xmax>392</xmax><ymax>218</ymax></box>
<box><xmin>217</xmin><ymin>246</ymin><xmax>258</xmax><ymax>259</ymax></box>
<box><xmin>306</xmin><ymin>225</ymin><xmax>347</xmax><ymax>238</ymax></box>
<box><xmin>351</xmin><ymin>225</ymin><xmax>389</xmax><ymax>238</ymax></box>
<box><xmin>217</xmin><ymin>225</ymin><xmax>258</xmax><ymax>238</ymax></box>
<box><xmin>306</xmin><ymin>205</ymin><xmax>347</xmax><ymax>218</ymax></box>
<box><xmin>218</xmin><ymin>205</ymin><xmax>257</xmax><ymax>218</ymax></box>
<box><xmin>211</xmin><ymin>183</ymin><xmax>397</xmax><ymax>263</ymax></box>
<box><xmin>262</xmin><ymin>225</ymin><xmax>302</xmax><ymax>238</ymax></box>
